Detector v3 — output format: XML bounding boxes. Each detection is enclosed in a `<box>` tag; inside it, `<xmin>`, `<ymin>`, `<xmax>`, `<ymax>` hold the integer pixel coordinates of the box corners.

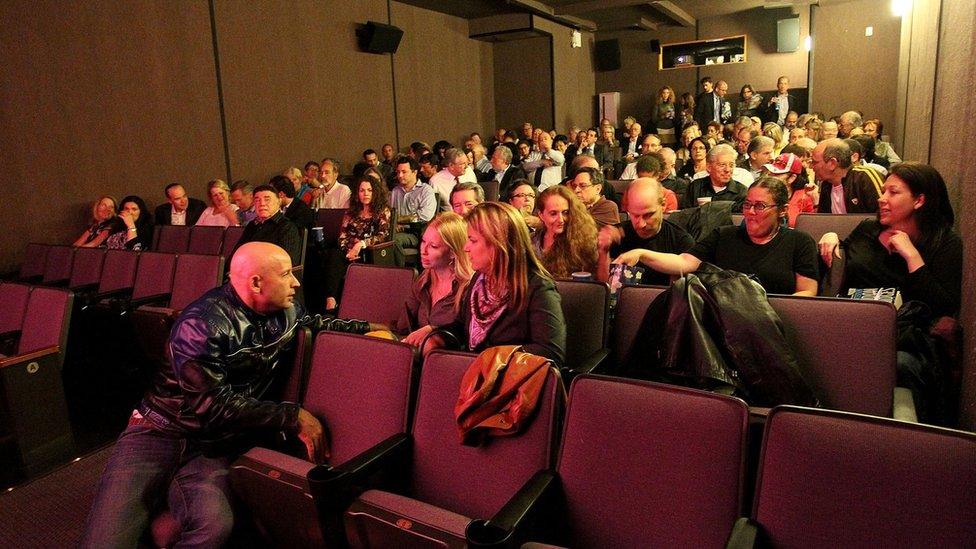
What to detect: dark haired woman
<box><xmin>105</xmin><ymin>195</ymin><xmax>154</xmax><ymax>250</ymax></box>
<box><xmin>737</xmin><ymin>84</ymin><xmax>763</xmax><ymax>119</ymax></box>
<box><xmin>677</xmin><ymin>137</ymin><xmax>710</xmax><ymax>180</ymax></box>
<box><xmin>615</xmin><ymin>176</ymin><xmax>819</xmax><ymax>296</ymax></box>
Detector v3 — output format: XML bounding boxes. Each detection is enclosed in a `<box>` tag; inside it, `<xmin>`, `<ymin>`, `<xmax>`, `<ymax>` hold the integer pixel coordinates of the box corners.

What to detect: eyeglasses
<box><xmin>742</xmin><ymin>201</ymin><xmax>774</xmax><ymax>213</ymax></box>
<box><xmin>510</xmin><ymin>193</ymin><xmax>535</xmax><ymax>199</ymax></box>
<box><xmin>712</xmin><ymin>162</ymin><xmax>736</xmax><ymax>170</ymax></box>
<box><xmin>568</xmin><ymin>182</ymin><xmax>594</xmax><ymax>191</ymax></box>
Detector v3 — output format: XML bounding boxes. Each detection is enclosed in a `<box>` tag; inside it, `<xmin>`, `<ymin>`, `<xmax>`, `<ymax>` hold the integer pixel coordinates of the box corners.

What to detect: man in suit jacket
<box><xmin>763</xmin><ymin>76</ymin><xmax>797</xmax><ymax>125</ymax></box>
<box><xmin>694</xmin><ymin>80</ymin><xmax>732</xmax><ymax>130</ymax></box>
<box><xmin>489</xmin><ymin>145</ymin><xmax>527</xmax><ymax>199</ymax></box>
<box><xmin>270</xmin><ymin>175</ymin><xmax>315</xmax><ymax>232</ymax></box>
<box><xmin>154</xmin><ymin>183</ymin><xmax>207</xmax><ymax>226</ymax></box>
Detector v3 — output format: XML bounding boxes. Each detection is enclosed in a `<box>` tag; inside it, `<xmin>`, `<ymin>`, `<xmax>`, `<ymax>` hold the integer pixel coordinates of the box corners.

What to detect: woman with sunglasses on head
<box><xmin>614</xmin><ymin>176</ymin><xmax>819</xmax><ymax>296</ymax></box>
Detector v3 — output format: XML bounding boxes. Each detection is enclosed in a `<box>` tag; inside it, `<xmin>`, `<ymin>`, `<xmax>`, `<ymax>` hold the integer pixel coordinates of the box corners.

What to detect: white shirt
<box><xmin>691</xmin><ymin>167</ymin><xmax>754</xmax><ymax>187</ymax></box>
<box><xmin>311</xmin><ymin>182</ymin><xmax>351</xmax><ymax>209</ymax></box>
<box><xmin>522</xmin><ymin>149</ymin><xmax>565</xmax><ymax>191</ymax></box>
<box><xmin>620</xmin><ymin>161</ymin><xmax>638</xmax><ymax>180</ymax></box>
<box><xmin>196</xmin><ymin>204</ymin><xmax>239</xmax><ymax>227</ymax></box>
<box><xmin>430</xmin><ymin>167</ymin><xmax>477</xmax><ymax>211</ymax></box>
<box><xmin>170</xmin><ymin>208</ymin><xmax>187</xmax><ymax>226</ymax></box>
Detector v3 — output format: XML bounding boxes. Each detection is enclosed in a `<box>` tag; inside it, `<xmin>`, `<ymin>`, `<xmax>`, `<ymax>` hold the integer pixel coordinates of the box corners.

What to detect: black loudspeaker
<box><xmin>649</xmin><ymin>39</ymin><xmax>661</xmax><ymax>53</ymax></box>
<box><xmin>357</xmin><ymin>21</ymin><xmax>403</xmax><ymax>54</ymax></box>
<box><xmin>594</xmin><ymin>39</ymin><xmax>621</xmax><ymax>71</ymax></box>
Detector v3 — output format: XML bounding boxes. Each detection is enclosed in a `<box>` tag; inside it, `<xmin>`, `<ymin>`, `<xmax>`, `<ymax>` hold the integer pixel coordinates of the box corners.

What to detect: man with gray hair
<box><xmin>490</xmin><ymin>144</ymin><xmax>526</xmax><ymax>198</ymax></box>
<box><xmin>429</xmin><ymin>147</ymin><xmax>477</xmax><ymax>212</ymax></box>
<box><xmin>811</xmin><ymin>137</ymin><xmax>883</xmax><ymax>214</ymax></box>
<box><xmin>837</xmin><ymin>111</ymin><xmax>863</xmax><ymax>138</ymax></box>
<box><xmin>745</xmin><ymin>136</ymin><xmax>776</xmax><ymax>181</ymax></box>
<box><xmin>684</xmin><ymin>143</ymin><xmax>748</xmax><ymax>211</ymax></box>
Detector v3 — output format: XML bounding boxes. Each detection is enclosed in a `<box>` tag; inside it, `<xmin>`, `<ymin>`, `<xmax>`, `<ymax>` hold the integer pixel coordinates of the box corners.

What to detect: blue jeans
<box><xmin>80</xmin><ymin>423</ymin><xmax>234</xmax><ymax>549</ymax></box>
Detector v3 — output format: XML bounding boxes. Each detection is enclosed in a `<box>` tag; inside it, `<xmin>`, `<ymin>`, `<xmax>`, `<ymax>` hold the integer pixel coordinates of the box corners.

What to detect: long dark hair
<box><xmin>887</xmin><ymin>162</ymin><xmax>954</xmax><ymax>251</ymax></box>
<box><xmin>118</xmin><ymin>195</ymin><xmax>154</xmax><ymax>232</ymax></box>
<box><xmin>349</xmin><ymin>174</ymin><xmax>389</xmax><ymax>218</ymax></box>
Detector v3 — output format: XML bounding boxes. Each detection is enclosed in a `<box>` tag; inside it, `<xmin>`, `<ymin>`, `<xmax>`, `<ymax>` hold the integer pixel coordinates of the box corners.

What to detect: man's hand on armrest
<box><xmin>297</xmin><ymin>408</ymin><xmax>328</xmax><ymax>464</ymax></box>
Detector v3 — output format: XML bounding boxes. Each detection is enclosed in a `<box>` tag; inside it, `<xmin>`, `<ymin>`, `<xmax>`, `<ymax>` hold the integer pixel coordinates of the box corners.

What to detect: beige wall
<box><xmin>810</xmin><ymin>0</ymin><xmax>901</xmax><ymax>139</ymax></box>
<box><xmin>493</xmin><ymin>36</ymin><xmax>554</xmax><ymax>132</ymax></box>
<box><xmin>534</xmin><ymin>18</ymin><xmax>596</xmax><ymax>133</ymax></box>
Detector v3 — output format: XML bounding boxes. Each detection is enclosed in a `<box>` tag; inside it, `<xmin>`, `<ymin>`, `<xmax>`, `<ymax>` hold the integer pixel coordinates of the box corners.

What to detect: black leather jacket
<box><xmin>139</xmin><ymin>284</ymin><xmax>369</xmax><ymax>453</ymax></box>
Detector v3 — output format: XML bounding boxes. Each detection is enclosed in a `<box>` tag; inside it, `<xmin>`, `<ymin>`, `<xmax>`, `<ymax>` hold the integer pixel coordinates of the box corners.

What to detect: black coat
<box><xmin>154</xmin><ymin>198</ymin><xmax>207</xmax><ymax>226</ymax></box>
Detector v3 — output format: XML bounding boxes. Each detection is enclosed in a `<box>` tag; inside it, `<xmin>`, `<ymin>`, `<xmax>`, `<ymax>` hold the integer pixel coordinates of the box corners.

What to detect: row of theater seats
<box><xmin>0</xmin><ymin>283</ymin><xmax>74</xmax><ymax>477</ymax></box>
<box><xmin>335</xmin><ymin>263</ymin><xmax>912</xmax><ymax>420</ymax></box>
<box><xmin>220</xmin><ymin>331</ymin><xmax>975</xmax><ymax>548</ymax></box>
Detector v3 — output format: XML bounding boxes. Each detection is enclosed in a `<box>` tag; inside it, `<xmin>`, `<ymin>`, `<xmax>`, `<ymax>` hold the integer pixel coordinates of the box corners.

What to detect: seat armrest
<box><xmin>122</xmin><ymin>292</ymin><xmax>172</xmax><ymax>314</ymax></box>
<box><xmin>569</xmin><ymin>347</ymin><xmax>610</xmax><ymax>377</ymax></box>
<box><xmin>0</xmin><ymin>345</ymin><xmax>61</xmax><ymax>369</ymax></box>
<box><xmin>725</xmin><ymin>517</ymin><xmax>759</xmax><ymax>549</ymax></box>
<box><xmin>892</xmin><ymin>387</ymin><xmax>918</xmax><ymax>423</ymax></box>
<box><xmin>465</xmin><ymin>469</ymin><xmax>557</xmax><ymax>548</ymax></box>
<box><xmin>308</xmin><ymin>432</ymin><xmax>411</xmax><ymax>506</ymax></box>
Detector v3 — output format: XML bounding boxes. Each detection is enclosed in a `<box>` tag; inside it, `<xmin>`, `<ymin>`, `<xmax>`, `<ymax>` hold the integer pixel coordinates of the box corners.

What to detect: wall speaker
<box><xmin>777</xmin><ymin>17</ymin><xmax>800</xmax><ymax>53</ymax></box>
<box><xmin>357</xmin><ymin>21</ymin><xmax>403</xmax><ymax>54</ymax></box>
<box><xmin>594</xmin><ymin>39</ymin><xmax>621</xmax><ymax>71</ymax></box>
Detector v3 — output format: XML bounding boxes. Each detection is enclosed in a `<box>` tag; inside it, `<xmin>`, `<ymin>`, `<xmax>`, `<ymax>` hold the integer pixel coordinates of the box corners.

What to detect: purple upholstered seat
<box><xmin>746</xmin><ymin>406</ymin><xmax>976</xmax><ymax>547</ymax></box>
<box><xmin>554</xmin><ymin>279</ymin><xmax>610</xmax><ymax>374</ymax></box>
<box><xmin>220</xmin><ymin>225</ymin><xmax>245</xmax><ymax>256</ymax></box>
<box><xmin>793</xmin><ymin>212</ymin><xmax>874</xmax><ymax>244</ymax></box>
<box><xmin>129</xmin><ymin>252</ymin><xmax>177</xmax><ymax>303</ymax></box>
<box><xmin>187</xmin><ymin>225</ymin><xmax>225</xmax><ymax>255</ymax></box>
<box><xmin>538</xmin><ymin>375</ymin><xmax>748</xmax><ymax>548</ymax></box>
<box><xmin>610</xmin><ymin>284</ymin><xmax>667</xmax><ymax>368</ymax></box>
<box><xmin>344</xmin><ymin>349</ymin><xmax>564</xmax><ymax>548</ymax></box>
<box><xmin>229</xmin><ymin>331</ymin><xmax>416</xmax><ymax>547</ymax></box>
<box><xmin>18</xmin><ymin>243</ymin><xmax>49</xmax><ymax>282</ymax></box>
<box><xmin>337</xmin><ymin>263</ymin><xmax>415</xmax><ymax>327</ymax></box>
<box><xmin>41</xmin><ymin>245</ymin><xmax>75</xmax><ymax>286</ymax></box>
<box><xmin>67</xmin><ymin>247</ymin><xmax>106</xmax><ymax>291</ymax></box>
<box><xmin>0</xmin><ymin>283</ymin><xmax>31</xmax><ymax>336</ymax></box>
<box><xmin>154</xmin><ymin>225</ymin><xmax>191</xmax><ymax>253</ymax></box>
<box><xmin>96</xmin><ymin>250</ymin><xmax>139</xmax><ymax>297</ymax></box>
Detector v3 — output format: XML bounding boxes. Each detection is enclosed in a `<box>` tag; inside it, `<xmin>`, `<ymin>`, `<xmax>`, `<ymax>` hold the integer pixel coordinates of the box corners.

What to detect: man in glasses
<box><xmin>684</xmin><ymin>143</ymin><xmax>748</xmax><ymax>212</ymax></box>
<box><xmin>490</xmin><ymin>145</ymin><xmax>526</xmax><ymax>199</ymax></box>
<box><xmin>568</xmin><ymin>167</ymin><xmax>619</xmax><ymax>228</ymax></box>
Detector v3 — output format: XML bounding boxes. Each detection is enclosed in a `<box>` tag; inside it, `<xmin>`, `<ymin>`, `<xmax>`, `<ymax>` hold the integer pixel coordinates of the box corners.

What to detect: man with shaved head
<box><xmin>597</xmin><ymin>177</ymin><xmax>695</xmax><ymax>286</ymax></box>
<box><xmin>82</xmin><ymin>243</ymin><xmax>373</xmax><ymax>547</ymax></box>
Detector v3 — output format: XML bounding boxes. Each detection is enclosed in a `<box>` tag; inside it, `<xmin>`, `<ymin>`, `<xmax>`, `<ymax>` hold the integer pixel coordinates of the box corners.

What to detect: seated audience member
<box><xmin>433</xmin><ymin>140</ymin><xmax>453</xmax><ymax>160</ymax></box>
<box><xmin>704</xmin><ymin>121</ymin><xmax>724</xmax><ymax>147</ymax></box>
<box><xmin>658</xmin><ymin>148</ymin><xmax>689</xmax><ymax>206</ymax></box>
<box><xmin>568</xmin><ymin>167</ymin><xmax>619</xmax><ymax>228</ymax></box>
<box><xmin>74</xmin><ymin>195</ymin><xmax>125</xmax><ymax>248</ymax></box>
<box><xmin>489</xmin><ymin>145</ymin><xmax>527</xmax><ymax>199</ymax></box>
<box><xmin>430</xmin><ymin>148</ymin><xmax>478</xmax><ymax>211</ymax></box>
<box><xmin>449</xmin><ymin>181</ymin><xmax>484</xmax><ymax>216</ymax></box>
<box><xmin>196</xmin><ymin>179</ymin><xmax>240</xmax><ymax>227</ymax></box>
<box><xmin>674</xmin><ymin>124</ymin><xmax>700</xmax><ymax>171</ymax></box>
<box><xmin>685</xmin><ymin>143</ymin><xmax>748</xmax><ymax>211</ymax></box>
<box><xmin>106</xmin><ymin>195</ymin><xmax>154</xmax><ymax>250</ymax></box>
<box><xmin>418</xmin><ymin>152</ymin><xmax>440</xmax><ymax>184</ymax></box>
<box><xmin>397</xmin><ymin>213</ymin><xmax>472</xmax><ymax>352</ymax></box>
<box><xmin>409</xmin><ymin>141</ymin><xmax>431</xmax><ymax>160</ymax></box>
<box><xmin>390</xmin><ymin>156</ymin><xmax>437</xmax><ymax>249</ymax></box>
<box><xmin>469</xmin><ymin>143</ymin><xmax>492</xmax><ymax>181</ymax></box>
<box><xmin>507</xmin><ymin>180</ymin><xmax>542</xmax><ymax>231</ymax></box>
<box><xmin>863</xmin><ymin>118</ymin><xmax>901</xmax><ymax>166</ymax></box>
<box><xmin>154</xmin><ymin>183</ymin><xmax>206</xmax><ymax>226</ymax></box>
<box><xmin>284</xmin><ymin>167</ymin><xmax>308</xmax><ymax>201</ymax></box>
<box><xmin>230</xmin><ymin>184</ymin><xmax>303</xmax><ymax>267</ymax></box>
<box><xmin>515</xmin><ymin>140</ymin><xmax>533</xmax><ymax>167</ymax></box>
<box><xmin>626</xmin><ymin>154</ymin><xmax>679</xmax><ymax>212</ymax></box>
<box><xmin>597</xmin><ymin>177</ymin><xmax>695</xmax><ymax>286</ymax></box>
<box><xmin>616</xmin><ymin>177</ymin><xmax>819</xmax><ymax>296</ymax></box>
<box><xmin>677</xmin><ymin>136</ymin><xmax>709</xmax><ymax>180</ymax></box>
<box><xmin>301</xmin><ymin>160</ymin><xmax>321</xmax><ymax>197</ymax></box>
<box><xmin>733</xmin><ymin>124</ymin><xmax>758</xmax><ymax>164</ymax></box>
<box><xmin>763</xmin><ymin>152</ymin><xmax>814</xmax><ymax>228</ymax></box>
<box><xmin>230</xmin><ymin>180</ymin><xmax>257</xmax><ymax>225</ymax></box>
<box><xmin>269</xmin><ymin>175</ymin><xmax>314</xmax><ymax>232</ymax></box>
<box><xmin>621</xmin><ymin>123</ymin><xmax>644</xmax><ymax>164</ymax></box>
<box><xmin>381</xmin><ymin>143</ymin><xmax>396</xmax><ymax>166</ymax></box>
<box><xmin>837</xmin><ymin>110</ymin><xmax>862</xmax><ymax>138</ymax></box>
<box><xmin>522</xmin><ymin>132</ymin><xmax>565</xmax><ymax>191</ymax></box>
<box><xmin>437</xmin><ymin>202</ymin><xmax>565</xmax><ymax>363</ymax></box>
<box><xmin>619</xmin><ymin>133</ymin><xmax>662</xmax><ymax>179</ymax></box>
<box><xmin>321</xmin><ymin>174</ymin><xmax>393</xmax><ymax>311</ymax></box>
<box><xmin>851</xmin><ymin>134</ymin><xmax>889</xmax><ymax>174</ymax></box>
<box><xmin>819</xmin><ymin>162</ymin><xmax>961</xmax><ymax>420</ymax></box>
<box><xmin>805</xmin><ymin>119</ymin><xmax>824</xmax><ymax>142</ymax></box>
<box><xmin>812</xmin><ymin>138</ymin><xmax>883</xmax><ymax>214</ymax></box>
<box><xmin>822</xmin><ymin>119</ymin><xmax>839</xmax><ymax>140</ymax></box>
<box><xmin>310</xmin><ymin>158</ymin><xmax>351</xmax><ymax>209</ymax></box>
<box><xmin>744</xmin><ymin>136</ymin><xmax>776</xmax><ymax>181</ymax></box>
<box><xmin>788</xmin><ymin>127</ymin><xmax>806</xmax><ymax>144</ymax></box>
<box><xmin>594</xmin><ymin>125</ymin><xmax>620</xmax><ymax>170</ymax></box>
<box><xmin>532</xmin><ymin>185</ymin><xmax>599</xmax><ymax>280</ymax></box>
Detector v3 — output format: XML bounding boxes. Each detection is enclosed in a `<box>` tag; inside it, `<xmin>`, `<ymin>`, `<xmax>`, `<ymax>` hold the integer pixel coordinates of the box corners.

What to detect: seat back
<box><xmin>337</xmin><ymin>263</ymin><xmax>415</xmax><ymax>326</ymax></box>
<box><xmin>303</xmin><ymin>332</ymin><xmax>415</xmax><ymax>466</ymax></box>
<box><xmin>768</xmin><ymin>295</ymin><xmax>896</xmax><ymax>416</ymax></box>
<box><xmin>169</xmin><ymin>254</ymin><xmax>225</xmax><ymax>311</ymax></box>
<box><xmin>409</xmin><ymin>350</ymin><xmax>563</xmax><ymax>519</ymax></box>
<box><xmin>97</xmin><ymin>250</ymin><xmax>139</xmax><ymax>295</ymax></box>
<box><xmin>18</xmin><ymin>286</ymin><xmax>73</xmax><ymax>354</ymax></box>
<box><xmin>558</xmin><ymin>376</ymin><xmax>748</xmax><ymax>548</ymax></box>
<box><xmin>753</xmin><ymin>406</ymin><xmax>976</xmax><ymax>547</ymax></box>
<box><xmin>794</xmin><ymin>213</ymin><xmax>874</xmax><ymax>243</ymax></box>
<box><xmin>221</xmin><ymin>226</ymin><xmax>245</xmax><ymax>256</ymax></box>
<box><xmin>68</xmin><ymin>247</ymin><xmax>106</xmax><ymax>290</ymax></box>
<box><xmin>554</xmin><ymin>279</ymin><xmax>609</xmax><ymax>372</ymax></box>
<box><xmin>482</xmin><ymin>180</ymin><xmax>500</xmax><ymax>202</ymax></box>
<box><xmin>315</xmin><ymin>208</ymin><xmax>348</xmax><ymax>248</ymax></box>
<box><xmin>155</xmin><ymin>225</ymin><xmax>191</xmax><ymax>253</ymax></box>
<box><xmin>41</xmin><ymin>245</ymin><xmax>75</xmax><ymax>285</ymax></box>
<box><xmin>610</xmin><ymin>285</ymin><xmax>667</xmax><ymax>368</ymax></box>
<box><xmin>0</xmin><ymin>283</ymin><xmax>31</xmax><ymax>334</ymax></box>
<box><xmin>131</xmin><ymin>252</ymin><xmax>177</xmax><ymax>302</ymax></box>
<box><xmin>19</xmin><ymin>243</ymin><xmax>49</xmax><ymax>281</ymax></box>
<box><xmin>187</xmin><ymin>225</ymin><xmax>225</xmax><ymax>255</ymax></box>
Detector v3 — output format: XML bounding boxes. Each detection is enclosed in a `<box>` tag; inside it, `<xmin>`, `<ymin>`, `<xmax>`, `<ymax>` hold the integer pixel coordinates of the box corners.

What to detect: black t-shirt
<box><xmin>611</xmin><ymin>219</ymin><xmax>695</xmax><ymax>286</ymax></box>
<box><xmin>689</xmin><ymin>225</ymin><xmax>819</xmax><ymax>294</ymax></box>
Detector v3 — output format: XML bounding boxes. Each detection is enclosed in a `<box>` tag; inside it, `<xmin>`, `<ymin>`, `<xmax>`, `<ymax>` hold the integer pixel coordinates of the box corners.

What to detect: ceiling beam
<box><xmin>552</xmin><ymin>0</ymin><xmax>649</xmax><ymax>16</ymax></box>
<box><xmin>506</xmin><ymin>0</ymin><xmax>598</xmax><ymax>31</ymax></box>
<box><xmin>650</xmin><ymin>1</ymin><xmax>696</xmax><ymax>27</ymax></box>
<box><xmin>599</xmin><ymin>16</ymin><xmax>660</xmax><ymax>31</ymax></box>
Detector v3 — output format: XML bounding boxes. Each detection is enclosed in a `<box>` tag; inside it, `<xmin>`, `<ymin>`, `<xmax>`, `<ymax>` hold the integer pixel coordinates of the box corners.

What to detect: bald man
<box><xmin>597</xmin><ymin>177</ymin><xmax>695</xmax><ymax>286</ymax></box>
<box><xmin>82</xmin><ymin>242</ymin><xmax>372</xmax><ymax>548</ymax></box>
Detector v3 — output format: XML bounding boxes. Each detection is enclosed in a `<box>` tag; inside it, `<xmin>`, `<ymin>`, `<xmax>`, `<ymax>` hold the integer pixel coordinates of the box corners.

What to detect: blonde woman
<box><xmin>399</xmin><ymin>212</ymin><xmax>472</xmax><ymax>349</ymax></box>
<box><xmin>195</xmin><ymin>179</ymin><xmax>239</xmax><ymax>227</ymax></box>
<box><xmin>440</xmin><ymin>202</ymin><xmax>566</xmax><ymax>363</ymax></box>
<box><xmin>73</xmin><ymin>195</ymin><xmax>124</xmax><ymax>247</ymax></box>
